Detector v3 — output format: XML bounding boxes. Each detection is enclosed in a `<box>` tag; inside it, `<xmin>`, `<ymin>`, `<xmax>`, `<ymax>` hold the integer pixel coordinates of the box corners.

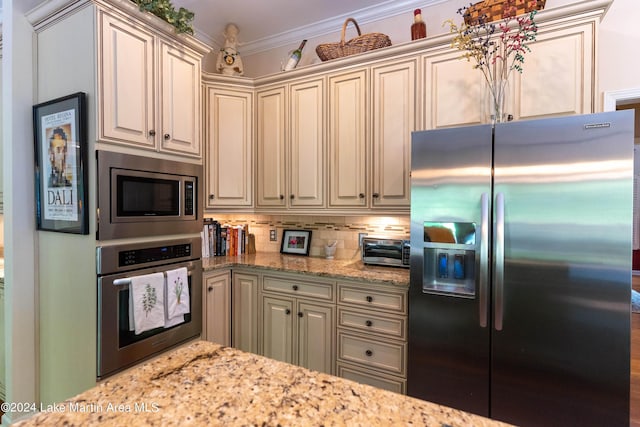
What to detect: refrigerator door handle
<box><xmin>495</xmin><ymin>192</ymin><xmax>505</xmax><ymax>331</ymax></box>
<box><xmin>479</xmin><ymin>192</ymin><xmax>490</xmax><ymax>328</ymax></box>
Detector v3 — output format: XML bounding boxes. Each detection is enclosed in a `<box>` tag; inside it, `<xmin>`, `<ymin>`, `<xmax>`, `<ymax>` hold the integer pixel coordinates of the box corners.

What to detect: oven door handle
<box><xmin>112</xmin><ymin>267</ymin><xmax>195</xmax><ymax>286</ymax></box>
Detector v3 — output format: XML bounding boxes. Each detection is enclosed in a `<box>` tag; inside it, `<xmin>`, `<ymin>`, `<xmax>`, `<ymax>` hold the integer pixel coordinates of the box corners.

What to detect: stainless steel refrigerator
<box><xmin>408</xmin><ymin>111</ymin><xmax>634</xmax><ymax>427</ymax></box>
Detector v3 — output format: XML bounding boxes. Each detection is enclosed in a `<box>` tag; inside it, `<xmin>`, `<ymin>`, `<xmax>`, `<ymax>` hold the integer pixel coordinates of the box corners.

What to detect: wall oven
<box><xmin>97</xmin><ymin>236</ymin><xmax>202</xmax><ymax>379</ymax></box>
<box><xmin>96</xmin><ymin>150</ymin><xmax>203</xmax><ymax>240</ymax></box>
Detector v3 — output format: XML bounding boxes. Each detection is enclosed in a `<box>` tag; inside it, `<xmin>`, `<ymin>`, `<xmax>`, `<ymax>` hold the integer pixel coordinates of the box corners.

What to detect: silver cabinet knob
<box><xmin>163</xmin><ymin>133</ymin><xmax>170</xmax><ymax>140</ymax></box>
<box><xmin>209</xmin><ymin>194</ymin><xmax>215</xmax><ymax>200</ymax></box>
<box><xmin>149</xmin><ymin>130</ymin><xmax>156</xmax><ymax>137</ymax></box>
<box><xmin>358</xmin><ymin>193</ymin><xmax>365</xmax><ymax>199</ymax></box>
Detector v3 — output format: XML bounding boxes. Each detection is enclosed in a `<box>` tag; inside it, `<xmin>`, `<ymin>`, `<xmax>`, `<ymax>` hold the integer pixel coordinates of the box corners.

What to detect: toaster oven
<box><xmin>361</xmin><ymin>237</ymin><xmax>410</xmax><ymax>268</ymax></box>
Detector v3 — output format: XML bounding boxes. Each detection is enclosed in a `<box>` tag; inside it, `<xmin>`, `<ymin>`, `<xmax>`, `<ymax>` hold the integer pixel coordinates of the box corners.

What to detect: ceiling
<box><xmin>171</xmin><ymin>0</ymin><xmax>441</xmax><ymax>55</ymax></box>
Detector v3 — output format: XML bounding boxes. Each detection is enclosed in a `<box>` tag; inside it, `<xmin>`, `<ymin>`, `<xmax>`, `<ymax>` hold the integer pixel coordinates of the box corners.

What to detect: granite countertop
<box><xmin>14</xmin><ymin>341</ymin><xmax>511</xmax><ymax>427</ymax></box>
<box><xmin>203</xmin><ymin>253</ymin><xmax>409</xmax><ymax>288</ymax></box>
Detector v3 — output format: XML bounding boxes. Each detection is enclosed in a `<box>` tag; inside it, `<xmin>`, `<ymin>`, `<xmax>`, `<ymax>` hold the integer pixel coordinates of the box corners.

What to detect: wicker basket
<box><xmin>316</xmin><ymin>18</ymin><xmax>391</xmax><ymax>62</ymax></box>
<box><xmin>464</xmin><ymin>0</ymin><xmax>546</xmax><ymax>25</ymax></box>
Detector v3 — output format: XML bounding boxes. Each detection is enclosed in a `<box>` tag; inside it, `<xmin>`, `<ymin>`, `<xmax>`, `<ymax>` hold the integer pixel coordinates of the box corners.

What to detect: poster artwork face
<box><xmin>41</xmin><ymin>109</ymin><xmax>78</xmax><ymax>221</ymax></box>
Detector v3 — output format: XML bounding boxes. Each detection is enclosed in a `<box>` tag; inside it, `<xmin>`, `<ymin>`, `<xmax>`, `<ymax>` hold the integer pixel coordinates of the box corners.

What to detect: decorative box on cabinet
<box><xmin>204</xmin><ymin>83</ymin><xmax>254</xmax><ymax>208</ymax></box>
<box><xmin>202</xmin><ymin>270</ymin><xmax>231</xmax><ymax>346</ymax></box>
<box><xmin>98</xmin><ymin>7</ymin><xmax>206</xmax><ymax>157</ymax></box>
<box><xmin>336</xmin><ymin>281</ymin><xmax>408</xmax><ymax>393</ymax></box>
<box><xmin>260</xmin><ymin>274</ymin><xmax>335</xmax><ymax>375</ymax></box>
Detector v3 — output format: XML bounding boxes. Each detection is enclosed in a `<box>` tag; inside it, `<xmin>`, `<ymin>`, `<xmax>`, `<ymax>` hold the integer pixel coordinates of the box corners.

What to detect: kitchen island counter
<box><xmin>14</xmin><ymin>340</ymin><xmax>510</xmax><ymax>426</ymax></box>
<box><xmin>203</xmin><ymin>253</ymin><xmax>409</xmax><ymax>288</ymax></box>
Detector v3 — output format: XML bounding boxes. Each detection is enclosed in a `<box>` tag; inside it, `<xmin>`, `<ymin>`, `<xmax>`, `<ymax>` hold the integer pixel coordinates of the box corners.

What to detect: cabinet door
<box><xmin>512</xmin><ymin>21</ymin><xmax>594</xmax><ymax>120</ymax></box>
<box><xmin>262</xmin><ymin>296</ymin><xmax>294</xmax><ymax>364</ymax></box>
<box><xmin>203</xmin><ymin>271</ymin><xmax>230</xmax><ymax>346</ymax></box>
<box><xmin>232</xmin><ymin>272</ymin><xmax>259</xmax><ymax>354</ymax></box>
<box><xmin>371</xmin><ymin>60</ymin><xmax>416</xmax><ymax>208</ymax></box>
<box><xmin>99</xmin><ymin>11</ymin><xmax>155</xmax><ymax>148</ymax></box>
<box><xmin>256</xmin><ymin>86</ymin><xmax>287</xmax><ymax>207</ymax></box>
<box><xmin>289</xmin><ymin>78</ymin><xmax>325</xmax><ymax>207</ymax></box>
<box><xmin>422</xmin><ymin>48</ymin><xmax>485</xmax><ymax>129</ymax></box>
<box><xmin>159</xmin><ymin>40</ymin><xmax>201</xmax><ymax>157</ymax></box>
<box><xmin>297</xmin><ymin>301</ymin><xmax>334</xmax><ymax>375</ymax></box>
<box><xmin>328</xmin><ymin>70</ymin><xmax>367</xmax><ymax>207</ymax></box>
<box><xmin>205</xmin><ymin>87</ymin><xmax>253</xmax><ymax>207</ymax></box>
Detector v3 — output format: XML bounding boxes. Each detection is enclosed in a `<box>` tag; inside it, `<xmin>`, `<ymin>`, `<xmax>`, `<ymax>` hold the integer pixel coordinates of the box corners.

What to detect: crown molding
<box><xmin>207</xmin><ymin>0</ymin><xmax>446</xmax><ymax>55</ymax></box>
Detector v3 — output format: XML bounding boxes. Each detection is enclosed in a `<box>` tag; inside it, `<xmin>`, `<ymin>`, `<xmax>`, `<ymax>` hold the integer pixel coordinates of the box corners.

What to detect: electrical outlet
<box><xmin>358</xmin><ymin>233</ymin><xmax>368</xmax><ymax>248</ymax></box>
<box><xmin>270</xmin><ymin>229</ymin><xmax>277</xmax><ymax>241</ymax></box>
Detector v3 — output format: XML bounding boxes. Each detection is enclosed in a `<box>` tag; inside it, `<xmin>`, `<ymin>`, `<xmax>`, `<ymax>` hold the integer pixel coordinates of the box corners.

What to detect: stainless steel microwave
<box><xmin>97</xmin><ymin>151</ymin><xmax>202</xmax><ymax>240</ymax></box>
<box><xmin>361</xmin><ymin>237</ymin><xmax>410</xmax><ymax>268</ymax></box>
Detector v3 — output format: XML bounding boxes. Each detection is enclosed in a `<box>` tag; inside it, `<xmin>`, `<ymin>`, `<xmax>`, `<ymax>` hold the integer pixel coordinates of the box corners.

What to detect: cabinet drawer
<box><xmin>337</xmin><ymin>332</ymin><xmax>405</xmax><ymax>376</ymax></box>
<box><xmin>338</xmin><ymin>308</ymin><xmax>405</xmax><ymax>340</ymax></box>
<box><xmin>337</xmin><ymin>362</ymin><xmax>406</xmax><ymax>394</ymax></box>
<box><xmin>263</xmin><ymin>276</ymin><xmax>333</xmax><ymax>301</ymax></box>
<box><xmin>338</xmin><ymin>285</ymin><xmax>406</xmax><ymax>314</ymax></box>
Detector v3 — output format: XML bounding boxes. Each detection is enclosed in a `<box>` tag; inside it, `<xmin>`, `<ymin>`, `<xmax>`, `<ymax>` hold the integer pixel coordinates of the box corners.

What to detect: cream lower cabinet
<box><xmin>232</xmin><ymin>271</ymin><xmax>259</xmax><ymax>353</ymax></box>
<box><xmin>202</xmin><ymin>270</ymin><xmax>231</xmax><ymax>346</ymax></box>
<box><xmin>204</xmin><ymin>85</ymin><xmax>254</xmax><ymax>208</ymax></box>
<box><xmin>98</xmin><ymin>8</ymin><xmax>204</xmax><ymax>157</ymax></box>
<box><xmin>260</xmin><ymin>274</ymin><xmax>335</xmax><ymax>374</ymax></box>
<box><xmin>336</xmin><ymin>281</ymin><xmax>408</xmax><ymax>394</ymax></box>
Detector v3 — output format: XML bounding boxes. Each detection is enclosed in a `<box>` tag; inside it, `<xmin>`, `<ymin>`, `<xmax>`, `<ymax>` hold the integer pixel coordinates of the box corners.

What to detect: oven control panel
<box><xmin>119</xmin><ymin>243</ymin><xmax>192</xmax><ymax>267</ymax></box>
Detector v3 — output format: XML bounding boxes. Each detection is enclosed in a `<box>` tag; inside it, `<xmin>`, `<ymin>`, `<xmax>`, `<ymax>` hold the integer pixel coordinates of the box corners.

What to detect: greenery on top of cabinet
<box><xmin>130</xmin><ymin>0</ymin><xmax>194</xmax><ymax>34</ymax></box>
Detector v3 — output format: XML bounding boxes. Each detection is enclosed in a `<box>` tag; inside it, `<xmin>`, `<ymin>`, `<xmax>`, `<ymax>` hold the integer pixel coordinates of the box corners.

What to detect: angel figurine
<box><xmin>216</xmin><ymin>23</ymin><xmax>244</xmax><ymax>76</ymax></box>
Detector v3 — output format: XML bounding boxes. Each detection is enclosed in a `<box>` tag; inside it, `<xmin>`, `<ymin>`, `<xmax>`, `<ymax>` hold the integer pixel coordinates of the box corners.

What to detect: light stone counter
<box><xmin>203</xmin><ymin>253</ymin><xmax>409</xmax><ymax>288</ymax></box>
<box><xmin>14</xmin><ymin>341</ymin><xmax>512</xmax><ymax>427</ymax></box>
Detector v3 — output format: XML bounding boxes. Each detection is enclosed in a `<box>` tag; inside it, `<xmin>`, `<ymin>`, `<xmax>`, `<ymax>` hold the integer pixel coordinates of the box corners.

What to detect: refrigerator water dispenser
<box><xmin>422</xmin><ymin>222</ymin><xmax>476</xmax><ymax>297</ymax></box>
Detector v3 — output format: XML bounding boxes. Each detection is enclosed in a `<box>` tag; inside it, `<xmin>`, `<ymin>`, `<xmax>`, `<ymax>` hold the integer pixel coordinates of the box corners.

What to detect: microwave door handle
<box><xmin>112</xmin><ymin>267</ymin><xmax>194</xmax><ymax>286</ymax></box>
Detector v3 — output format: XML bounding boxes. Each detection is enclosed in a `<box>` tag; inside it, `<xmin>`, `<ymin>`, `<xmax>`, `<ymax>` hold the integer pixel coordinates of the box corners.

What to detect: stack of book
<box><xmin>201</xmin><ymin>219</ymin><xmax>249</xmax><ymax>257</ymax></box>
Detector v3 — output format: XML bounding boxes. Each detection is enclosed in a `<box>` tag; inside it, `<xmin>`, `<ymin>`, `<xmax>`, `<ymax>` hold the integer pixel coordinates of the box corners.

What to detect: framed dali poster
<box><xmin>33</xmin><ymin>92</ymin><xmax>89</xmax><ymax>234</ymax></box>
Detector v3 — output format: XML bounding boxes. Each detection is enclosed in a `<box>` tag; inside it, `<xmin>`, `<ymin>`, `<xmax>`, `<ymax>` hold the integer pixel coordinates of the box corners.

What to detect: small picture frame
<box><xmin>280</xmin><ymin>229</ymin><xmax>312</xmax><ymax>256</ymax></box>
<box><xmin>33</xmin><ymin>92</ymin><xmax>89</xmax><ymax>234</ymax></box>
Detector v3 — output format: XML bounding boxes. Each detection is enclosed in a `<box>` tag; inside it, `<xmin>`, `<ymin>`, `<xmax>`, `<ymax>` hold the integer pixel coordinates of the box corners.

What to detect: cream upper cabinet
<box><xmin>371</xmin><ymin>59</ymin><xmax>416</xmax><ymax>208</ymax></box>
<box><xmin>256</xmin><ymin>79</ymin><xmax>325</xmax><ymax>209</ymax></box>
<box><xmin>422</xmin><ymin>47</ymin><xmax>486</xmax><ymax>129</ymax></box>
<box><xmin>328</xmin><ymin>69</ymin><xmax>368</xmax><ymax>208</ymax></box>
<box><xmin>205</xmin><ymin>86</ymin><xmax>253</xmax><ymax>208</ymax></box>
<box><xmin>256</xmin><ymin>86</ymin><xmax>287</xmax><ymax>208</ymax></box>
<box><xmin>512</xmin><ymin>20</ymin><xmax>595</xmax><ymax>120</ymax></box>
<box><xmin>159</xmin><ymin>41</ymin><xmax>202</xmax><ymax>156</ymax></box>
<box><xmin>98</xmin><ymin>10</ymin><xmax>203</xmax><ymax>157</ymax></box>
<box><xmin>289</xmin><ymin>78</ymin><xmax>325</xmax><ymax>208</ymax></box>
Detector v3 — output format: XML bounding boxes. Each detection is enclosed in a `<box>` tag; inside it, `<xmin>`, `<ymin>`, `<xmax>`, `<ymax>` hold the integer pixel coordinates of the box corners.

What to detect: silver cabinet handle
<box><xmin>163</xmin><ymin>133</ymin><xmax>171</xmax><ymax>140</ymax></box>
<box><xmin>479</xmin><ymin>192</ymin><xmax>489</xmax><ymax>328</ymax></box>
<box><xmin>495</xmin><ymin>192</ymin><xmax>505</xmax><ymax>331</ymax></box>
<box><xmin>149</xmin><ymin>130</ymin><xmax>156</xmax><ymax>137</ymax></box>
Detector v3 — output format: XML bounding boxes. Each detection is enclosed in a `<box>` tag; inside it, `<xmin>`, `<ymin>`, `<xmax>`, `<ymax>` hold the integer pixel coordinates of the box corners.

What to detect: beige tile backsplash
<box><xmin>206</xmin><ymin>214</ymin><xmax>410</xmax><ymax>260</ymax></box>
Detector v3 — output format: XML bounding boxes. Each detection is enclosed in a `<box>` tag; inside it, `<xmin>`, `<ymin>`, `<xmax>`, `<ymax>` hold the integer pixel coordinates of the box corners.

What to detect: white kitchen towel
<box><xmin>128</xmin><ymin>272</ymin><xmax>165</xmax><ymax>335</ymax></box>
<box><xmin>165</xmin><ymin>267</ymin><xmax>190</xmax><ymax>320</ymax></box>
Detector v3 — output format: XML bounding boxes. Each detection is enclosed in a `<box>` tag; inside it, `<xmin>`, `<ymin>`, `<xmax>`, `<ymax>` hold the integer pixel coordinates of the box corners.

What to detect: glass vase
<box><xmin>486</xmin><ymin>78</ymin><xmax>510</xmax><ymax>124</ymax></box>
